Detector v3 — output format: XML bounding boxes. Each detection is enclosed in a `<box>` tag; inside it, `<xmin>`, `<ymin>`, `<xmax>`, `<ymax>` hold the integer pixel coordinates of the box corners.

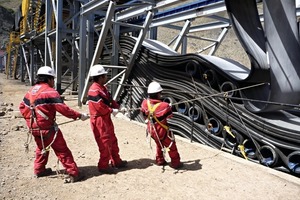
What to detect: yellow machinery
<box><xmin>6</xmin><ymin>0</ymin><xmax>45</xmax><ymax>79</ymax></box>
<box><xmin>5</xmin><ymin>32</ymin><xmax>20</xmax><ymax>79</ymax></box>
<box><xmin>20</xmin><ymin>0</ymin><xmax>44</xmax><ymax>35</ymax></box>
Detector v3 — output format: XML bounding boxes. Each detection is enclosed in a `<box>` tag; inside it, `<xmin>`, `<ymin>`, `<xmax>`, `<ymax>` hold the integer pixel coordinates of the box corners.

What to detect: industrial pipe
<box><xmin>243</xmin><ymin>139</ymin><xmax>257</xmax><ymax>159</ymax></box>
<box><xmin>207</xmin><ymin>117</ymin><xmax>223</xmax><ymax>136</ymax></box>
<box><xmin>175</xmin><ymin>100</ymin><xmax>190</xmax><ymax>115</ymax></box>
<box><xmin>185</xmin><ymin>60</ymin><xmax>199</xmax><ymax>76</ymax></box>
<box><xmin>222</xmin><ymin>128</ymin><xmax>244</xmax><ymax>149</ymax></box>
<box><xmin>163</xmin><ymin>96</ymin><xmax>178</xmax><ymax>111</ymax></box>
<box><xmin>203</xmin><ymin>69</ymin><xmax>217</xmax><ymax>87</ymax></box>
<box><xmin>258</xmin><ymin>145</ymin><xmax>279</xmax><ymax>168</ymax></box>
<box><xmin>220</xmin><ymin>81</ymin><xmax>237</xmax><ymax>97</ymax></box>
<box><xmin>287</xmin><ymin>151</ymin><xmax>300</xmax><ymax>175</ymax></box>
<box><xmin>188</xmin><ymin>105</ymin><xmax>202</xmax><ymax>122</ymax></box>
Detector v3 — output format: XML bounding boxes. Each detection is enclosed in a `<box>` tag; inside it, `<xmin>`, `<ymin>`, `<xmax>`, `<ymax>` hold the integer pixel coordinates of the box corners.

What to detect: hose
<box><xmin>208</xmin><ymin>117</ymin><xmax>223</xmax><ymax>136</ymax></box>
<box><xmin>176</xmin><ymin>99</ymin><xmax>190</xmax><ymax>115</ymax></box>
<box><xmin>188</xmin><ymin>105</ymin><xmax>202</xmax><ymax>122</ymax></box>
<box><xmin>287</xmin><ymin>151</ymin><xmax>300</xmax><ymax>175</ymax></box>
<box><xmin>258</xmin><ymin>145</ymin><xmax>280</xmax><ymax>168</ymax></box>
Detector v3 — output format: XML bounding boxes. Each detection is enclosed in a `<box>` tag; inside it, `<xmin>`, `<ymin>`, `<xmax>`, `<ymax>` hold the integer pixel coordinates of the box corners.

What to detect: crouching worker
<box><xmin>87</xmin><ymin>64</ymin><xmax>127</xmax><ymax>174</ymax></box>
<box><xmin>141</xmin><ymin>81</ymin><xmax>183</xmax><ymax>169</ymax></box>
<box><xmin>19</xmin><ymin>66</ymin><xmax>89</xmax><ymax>183</ymax></box>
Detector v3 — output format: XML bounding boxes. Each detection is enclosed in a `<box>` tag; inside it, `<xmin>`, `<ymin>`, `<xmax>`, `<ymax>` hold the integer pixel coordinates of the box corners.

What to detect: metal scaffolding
<box><xmin>7</xmin><ymin>0</ymin><xmax>240</xmax><ymax>105</ymax></box>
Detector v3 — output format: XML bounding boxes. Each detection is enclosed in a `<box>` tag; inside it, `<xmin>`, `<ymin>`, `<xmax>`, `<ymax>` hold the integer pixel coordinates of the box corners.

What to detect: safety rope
<box><xmin>147</xmin><ymin>100</ymin><xmax>169</xmax><ymax>130</ymax></box>
<box><xmin>173</xmin><ymin>82</ymin><xmax>266</xmax><ymax>107</ymax></box>
<box><xmin>40</xmin><ymin>124</ymin><xmax>59</xmax><ymax>155</ymax></box>
<box><xmin>25</xmin><ymin>86</ymin><xmax>47</xmax><ymax>154</ymax></box>
<box><xmin>24</xmin><ymin>131</ymin><xmax>32</xmax><ymax>153</ymax></box>
<box><xmin>116</xmin><ymin>81</ymin><xmax>286</xmax><ymax>162</ymax></box>
<box><xmin>227</xmin><ymin>97</ymin><xmax>263</xmax><ymax>160</ymax></box>
<box><xmin>121</xmin><ymin>81</ymin><xmax>268</xmax><ymax>162</ymax></box>
<box><xmin>120</xmin><ymin>81</ymin><xmax>300</xmax><ymax>112</ymax></box>
<box><xmin>189</xmin><ymin>74</ymin><xmax>210</xmax><ymax>142</ymax></box>
<box><xmin>147</xmin><ymin>100</ymin><xmax>174</xmax><ymax>161</ymax></box>
<box><xmin>125</xmin><ymin>82</ymin><xmax>268</xmax><ymax>112</ymax></box>
<box><xmin>147</xmin><ymin>101</ymin><xmax>166</xmax><ymax>150</ymax></box>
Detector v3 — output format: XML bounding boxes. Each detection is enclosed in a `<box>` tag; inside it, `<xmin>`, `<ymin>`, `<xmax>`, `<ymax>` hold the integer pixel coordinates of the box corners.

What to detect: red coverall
<box><xmin>141</xmin><ymin>98</ymin><xmax>181</xmax><ymax>168</ymax></box>
<box><xmin>19</xmin><ymin>83</ymin><xmax>81</xmax><ymax>176</ymax></box>
<box><xmin>87</xmin><ymin>82</ymin><xmax>123</xmax><ymax>170</ymax></box>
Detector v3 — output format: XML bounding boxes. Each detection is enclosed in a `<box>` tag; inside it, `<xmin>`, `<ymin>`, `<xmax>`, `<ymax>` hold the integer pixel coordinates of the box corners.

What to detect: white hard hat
<box><xmin>37</xmin><ymin>66</ymin><xmax>55</xmax><ymax>77</ymax></box>
<box><xmin>90</xmin><ymin>64</ymin><xmax>108</xmax><ymax>77</ymax></box>
<box><xmin>147</xmin><ymin>81</ymin><xmax>163</xmax><ymax>94</ymax></box>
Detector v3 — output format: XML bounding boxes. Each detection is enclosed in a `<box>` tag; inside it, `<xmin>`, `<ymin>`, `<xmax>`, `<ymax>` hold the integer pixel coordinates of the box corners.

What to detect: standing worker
<box><xmin>19</xmin><ymin>66</ymin><xmax>89</xmax><ymax>183</ymax></box>
<box><xmin>87</xmin><ymin>64</ymin><xmax>127</xmax><ymax>174</ymax></box>
<box><xmin>141</xmin><ymin>81</ymin><xmax>183</xmax><ymax>169</ymax></box>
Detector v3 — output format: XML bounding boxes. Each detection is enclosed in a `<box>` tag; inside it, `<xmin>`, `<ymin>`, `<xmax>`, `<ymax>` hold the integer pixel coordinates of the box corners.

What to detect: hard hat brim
<box><xmin>90</xmin><ymin>71</ymin><xmax>108</xmax><ymax>77</ymax></box>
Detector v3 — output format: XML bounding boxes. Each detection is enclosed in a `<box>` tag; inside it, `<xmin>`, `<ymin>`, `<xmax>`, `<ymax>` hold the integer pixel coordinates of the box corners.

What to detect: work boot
<box><xmin>114</xmin><ymin>160</ymin><xmax>128</xmax><ymax>169</ymax></box>
<box><xmin>156</xmin><ymin>160</ymin><xmax>167</xmax><ymax>166</ymax></box>
<box><xmin>34</xmin><ymin>168</ymin><xmax>53</xmax><ymax>178</ymax></box>
<box><xmin>98</xmin><ymin>167</ymin><xmax>115</xmax><ymax>174</ymax></box>
<box><xmin>64</xmin><ymin>173</ymin><xmax>84</xmax><ymax>183</ymax></box>
<box><xmin>170</xmin><ymin>162</ymin><xmax>184</xmax><ymax>169</ymax></box>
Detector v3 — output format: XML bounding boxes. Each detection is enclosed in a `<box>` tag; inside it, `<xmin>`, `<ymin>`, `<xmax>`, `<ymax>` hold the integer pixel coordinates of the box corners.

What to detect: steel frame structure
<box><xmin>10</xmin><ymin>0</ymin><xmax>272</xmax><ymax>106</ymax></box>
<box><xmin>77</xmin><ymin>0</ymin><xmax>232</xmax><ymax>106</ymax></box>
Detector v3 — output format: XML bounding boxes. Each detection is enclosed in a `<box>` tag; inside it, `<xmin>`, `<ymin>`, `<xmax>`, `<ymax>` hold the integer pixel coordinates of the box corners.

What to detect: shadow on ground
<box><xmin>45</xmin><ymin>158</ymin><xmax>202</xmax><ymax>181</ymax></box>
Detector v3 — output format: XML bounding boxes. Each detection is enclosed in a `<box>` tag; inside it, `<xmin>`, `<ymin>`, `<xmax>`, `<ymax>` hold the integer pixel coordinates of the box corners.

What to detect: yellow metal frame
<box><xmin>6</xmin><ymin>32</ymin><xmax>20</xmax><ymax>78</ymax></box>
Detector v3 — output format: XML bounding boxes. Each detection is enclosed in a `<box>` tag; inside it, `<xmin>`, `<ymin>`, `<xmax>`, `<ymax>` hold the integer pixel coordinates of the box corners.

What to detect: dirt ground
<box><xmin>0</xmin><ymin>72</ymin><xmax>299</xmax><ymax>200</ymax></box>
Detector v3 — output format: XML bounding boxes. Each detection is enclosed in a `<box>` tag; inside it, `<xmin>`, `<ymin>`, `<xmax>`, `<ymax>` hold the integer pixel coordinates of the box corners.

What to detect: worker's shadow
<box><xmin>114</xmin><ymin>158</ymin><xmax>202</xmax><ymax>174</ymax></box>
<box><xmin>178</xmin><ymin>159</ymin><xmax>202</xmax><ymax>173</ymax></box>
<box><xmin>65</xmin><ymin>158</ymin><xmax>154</xmax><ymax>181</ymax></box>
<box><xmin>113</xmin><ymin>158</ymin><xmax>155</xmax><ymax>173</ymax></box>
<box><xmin>54</xmin><ymin>158</ymin><xmax>202</xmax><ymax>181</ymax></box>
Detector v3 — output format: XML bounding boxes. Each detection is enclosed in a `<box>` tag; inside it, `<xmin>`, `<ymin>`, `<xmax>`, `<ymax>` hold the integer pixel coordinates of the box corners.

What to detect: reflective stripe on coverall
<box><xmin>19</xmin><ymin>83</ymin><xmax>81</xmax><ymax>176</ymax></box>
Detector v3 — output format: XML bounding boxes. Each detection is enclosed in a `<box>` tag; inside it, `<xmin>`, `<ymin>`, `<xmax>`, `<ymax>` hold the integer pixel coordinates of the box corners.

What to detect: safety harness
<box><xmin>24</xmin><ymin>86</ymin><xmax>58</xmax><ymax>156</ymax></box>
<box><xmin>146</xmin><ymin>100</ymin><xmax>174</xmax><ymax>155</ymax></box>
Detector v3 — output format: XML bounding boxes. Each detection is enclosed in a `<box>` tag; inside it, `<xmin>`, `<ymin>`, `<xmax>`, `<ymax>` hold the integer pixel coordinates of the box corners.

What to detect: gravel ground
<box><xmin>1</xmin><ymin>72</ymin><xmax>300</xmax><ymax>200</ymax></box>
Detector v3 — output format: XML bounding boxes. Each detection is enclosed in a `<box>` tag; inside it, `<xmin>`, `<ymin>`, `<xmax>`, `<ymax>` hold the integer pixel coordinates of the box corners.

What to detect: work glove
<box><xmin>119</xmin><ymin>107</ymin><xmax>127</xmax><ymax>115</ymax></box>
<box><xmin>80</xmin><ymin>113</ymin><xmax>89</xmax><ymax>121</ymax></box>
<box><xmin>112</xmin><ymin>109</ymin><xmax>119</xmax><ymax>116</ymax></box>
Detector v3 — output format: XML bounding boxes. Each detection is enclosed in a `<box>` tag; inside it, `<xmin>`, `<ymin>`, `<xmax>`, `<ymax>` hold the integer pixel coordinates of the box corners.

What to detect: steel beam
<box><xmin>151</xmin><ymin>2</ymin><xmax>226</xmax><ymax>28</ymax></box>
<box><xmin>55</xmin><ymin>0</ymin><xmax>63</xmax><ymax>93</ymax></box>
<box><xmin>114</xmin><ymin>10</ymin><xmax>154</xmax><ymax>100</ymax></box>
<box><xmin>173</xmin><ymin>20</ymin><xmax>191</xmax><ymax>51</ymax></box>
<box><xmin>81</xmin><ymin>0</ymin><xmax>109</xmax><ymax>15</ymax></box>
<box><xmin>80</xmin><ymin>1</ymin><xmax>116</xmax><ymax>104</ymax></box>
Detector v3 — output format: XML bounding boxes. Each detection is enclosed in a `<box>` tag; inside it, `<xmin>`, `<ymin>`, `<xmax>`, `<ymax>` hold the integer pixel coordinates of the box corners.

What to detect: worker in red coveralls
<box><xmin>87</xmin><ymin>64</ymin><xmax>127</xmax><ymax>174</ymax></box>
<box><xmin>141</xmin><ymin>81</ymin><xmax>183</xmax><ymax>169</ymax></box>
<box><xmin>19</xmin><ymin>66</ymin><xmax>89</xmax><ymax>183</ymax></box>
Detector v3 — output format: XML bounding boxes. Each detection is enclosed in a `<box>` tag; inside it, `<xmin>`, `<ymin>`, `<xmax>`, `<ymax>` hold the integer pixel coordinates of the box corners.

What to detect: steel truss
<box><xmin>10</xmin><ymin>0</ymin><xmax>298</xmax><ymax>105</ymax></box>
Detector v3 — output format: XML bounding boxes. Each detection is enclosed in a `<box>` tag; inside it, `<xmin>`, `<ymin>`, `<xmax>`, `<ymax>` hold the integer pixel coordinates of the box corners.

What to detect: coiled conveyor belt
<box><xmin>102</xmin><ymin>0</ymin><xmax>300</xmax><ymax>177</ymax></box>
